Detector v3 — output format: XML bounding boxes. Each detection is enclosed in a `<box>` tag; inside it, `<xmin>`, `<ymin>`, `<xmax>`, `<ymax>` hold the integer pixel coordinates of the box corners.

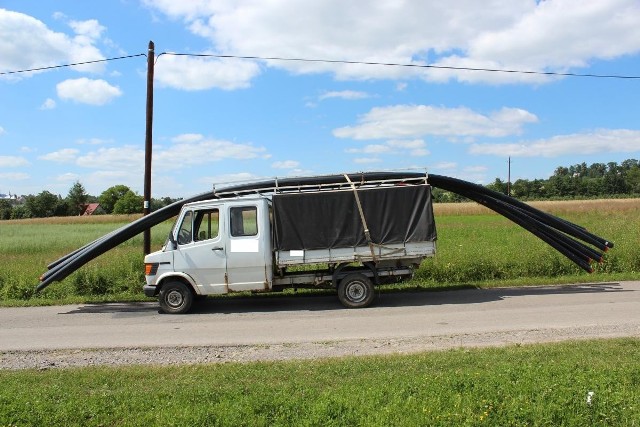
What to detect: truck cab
<box><xmin>144</xmin><ymin>197</ymin><xmax>273</xmax><ymax>313</ymax></box>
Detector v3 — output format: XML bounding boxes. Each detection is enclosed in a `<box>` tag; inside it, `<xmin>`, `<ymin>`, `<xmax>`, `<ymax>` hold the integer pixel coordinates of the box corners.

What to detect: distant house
<box><xmin>0</xmin><ymin>193</ymin><xmax>20</xmax><ymax>202</ymax></box>
<box><xmin>81</xmin><ymin>203</ymin><xmax>103</xmax><ymax>216</ymax></box>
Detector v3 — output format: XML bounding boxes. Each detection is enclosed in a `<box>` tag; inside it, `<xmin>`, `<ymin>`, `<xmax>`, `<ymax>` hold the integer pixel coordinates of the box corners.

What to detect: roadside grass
<box><xmin>0</xmin><ymin>216</ymin><xmax>172</xmax><ymax>305</ymax></box>
<box><xmin>1</xmin><ymin>338</ymin><xmax>639</xmax><ymax>426</ymax></box>
<box><xmin>0</xmin><ymin>199</ymin><xmax>639</xmax><ymax>306</ymax></box>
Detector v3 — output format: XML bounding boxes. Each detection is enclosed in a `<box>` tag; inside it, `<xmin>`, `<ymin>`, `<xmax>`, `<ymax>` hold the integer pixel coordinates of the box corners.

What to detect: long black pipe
<box><xmin>428</xmin><ymin>174</ymin><xmax>613</xmax><ymax>250</ymax></box>
<box><xmin>447</xmin><ymin>186</ymin><xmax>594</xmax><ymax>272</ymax></box>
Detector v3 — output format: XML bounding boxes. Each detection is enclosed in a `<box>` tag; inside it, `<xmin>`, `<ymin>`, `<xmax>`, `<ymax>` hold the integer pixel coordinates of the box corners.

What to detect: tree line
<box><xmin>433</xmin><ymin>159</ymin><xmax>640</xmax><ymax>202</ymax></box>
<box><xmin>0</xmin><ymin>182</ymin><xmax>178</xmax><ymax>220</ymax></box>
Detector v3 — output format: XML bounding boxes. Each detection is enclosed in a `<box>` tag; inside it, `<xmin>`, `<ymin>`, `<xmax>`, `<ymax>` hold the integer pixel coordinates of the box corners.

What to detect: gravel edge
<box><xmin>2</xmin><ymin>324</ymin><xmax>639</xmax><ymax>370</ymax></box>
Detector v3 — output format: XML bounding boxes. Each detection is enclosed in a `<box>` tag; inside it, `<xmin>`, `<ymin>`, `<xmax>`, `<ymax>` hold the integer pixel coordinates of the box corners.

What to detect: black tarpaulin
<box><xmin>272</xmin><ymin>184</ymin><xmax>437</xmax><ymax>250</ymax></box>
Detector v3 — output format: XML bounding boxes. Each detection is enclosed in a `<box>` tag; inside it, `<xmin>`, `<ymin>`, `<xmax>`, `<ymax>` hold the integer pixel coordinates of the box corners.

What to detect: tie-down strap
<box><xmin>344</xmin><ymin>174</ymin><xmax>377</xmax><ymax>262</ymax></box>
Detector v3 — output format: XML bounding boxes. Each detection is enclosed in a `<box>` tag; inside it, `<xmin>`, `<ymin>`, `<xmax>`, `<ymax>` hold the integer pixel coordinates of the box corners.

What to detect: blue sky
<box><xmin>1</xmin><ymin>0</ymin><xmax>639</xmax><ymax>198</ymax></box>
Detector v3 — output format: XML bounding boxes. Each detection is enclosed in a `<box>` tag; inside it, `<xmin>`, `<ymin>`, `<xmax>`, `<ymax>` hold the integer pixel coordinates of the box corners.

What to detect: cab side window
<box><xmin>193</xmin><ymin>209</ymin><xmax>220</xmax><ymax>242</ymax></box>
<box><xmin>230</xmin><ymin>206</ymin><xmax>258</xmax><ymax>237</ymax></box>
<box><xmin>177</xmin><ymin>211</ymin><xmax>193</xmax><ymax>245</ymax></box>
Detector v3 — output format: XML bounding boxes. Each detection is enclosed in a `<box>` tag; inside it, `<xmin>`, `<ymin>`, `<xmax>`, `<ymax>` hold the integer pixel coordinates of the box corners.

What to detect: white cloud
<box><xmin>388</xmin><ymin>139</ymin><xmax>430</xmax><ymax>156</ymax></box>
<box><xmin>76</xmin><ymin>146</ymin><xmax>143</xmax><ymax>170</ymax></box>
<box><xmin>271</xmin><ymin>160</ymin><xmax>300</xmax><ymax>169</ymax></box>
<box><xmin>354</xmin><ymin>157</ymin><xmax>382</xmax><ymax>164</ymax></box>
<box><xmin>346</xmin><ymin>144</ymin><xmax>391</xmax><ymax>154</ymax></box>
<box><xmin>0</xmin><ymin>156</ymin><xmax>30</xmax><ymax>167</ymax></box>
<box><xmin>319</xmin><ymin>90</ymin><xmax>370</xmax><ymax>101</ymax></box>
<box><xmin>334</xmin><ymin>105</ymin><xmax>537</xmax><ymax>140</ymax></box>
<box><xmin>71</xmin><ymin>135</ymin><xmax>269</xmax><ymax>174</ymax></box>
<box><xmin>56</xmin><ymin>78</ymin><xmax>122</xmax><ymax>105</ymax></box>
<box><xmin>69</xmin><ymin>19</ymin><xmax>106</xmax><ymax>40</ymax></box>
<box><xmin>76</xmin><ymin>137</ymin><xmax>111</xmax><ymax>145</ymax></box>
<box><xmin>0</xmin><ymin>172</ymin><xmax>29</xmax><ymax>181</ymax></box>
<box><xmin>155</xmin><ymin>54</ymin><xmax>260</xmax><ymax>91</ymax></box>
<box><xmin>469</xmin><ymin>129</ymin><xmax>640</xmax><ymax>157</ymax></box>
<box><xmin>156</xmin><ymin>135</ymin><xmax>268</xmax><ymax>168</ymax></box>
<box><xmin>56</xmin><ymin>172</ymin><xmax>81</xmax><ymax>182</ymax></box>
<box><xmin>0</xmin><ymin>9</ymin><xmax>106</xmax><ymax>78</ymax></box>
<box><xmin>171</xmin><ymin>133</ymin><xmax>204</xmax><ymax>143</ymax></box>
<box><xmin>40</xmin><ymin>98</ymin><xmax>56</xmax><ymax>110</ymax></box>
<box><xmin>39</xmin><ymin>148</ymin><xmax>79</xmax><ymax>163</ymax></box>
<box><xmin>142</xmin><ymin>0</ymin><xmax>640</xmax><ymax>84</ymax></box>
<box><xmin>0</xmin><ymin>126</ymin><xmax>5</xmax><ymax>135</ymax></box>
<box><xmin>347</xmin><ymin>139</ymin><xmax>430</xmax><ymax>158</ymax></box>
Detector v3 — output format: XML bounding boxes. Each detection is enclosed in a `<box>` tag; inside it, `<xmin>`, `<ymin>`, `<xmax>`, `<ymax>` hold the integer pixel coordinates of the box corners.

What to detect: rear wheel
<box><xmin>337</xmin><ymin>273</ymin><xmax>375</xmax><ymax>308</ymax></box>
<box><xmin>159</xmin><ymin>281</ymin><xmax>193</xmax><ymax>314</ymax></box>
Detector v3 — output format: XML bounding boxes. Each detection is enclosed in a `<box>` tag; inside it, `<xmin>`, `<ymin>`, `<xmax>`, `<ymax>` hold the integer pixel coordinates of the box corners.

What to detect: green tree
<box><xmin>10</xmin><ymin>205</ymin><xmax>31</xmax><ymax>219</ymax></box>
<box><xmin>24</xmin><ymin>191</ymin><xmax>59</xmax><ymax>217</ymax></box>
<box><xmin>113</xmin><ymin>190</ymin><xmax>143</xmax><ymax>214</ymax></box>
<box><xmin>151</xmin><ymin>196</ymin><xmax>179</xmax><ymax>211</ymax></box>
<box><xmin>486</xmin><ymin>178</ymin><xmax>508</xmax><ymax>195</ymax></box>
<box><xmin>626</xmin><ymin>166</ymin><xmax>640</xmax><ymax>194</ymax></box>
<box><xmin>99</xmin><ymin>185</ymin><xmax>131</xmax><ymax>214</ymax></box>
<box><xmin>66</xmin><ymin>181</ymin><xmax>88</xmax><ymax>215</ymax></box>
<box><xmin>0</xmin><ymin>199</ymin><xmax>12</xmax><ymax>220</ymax></box>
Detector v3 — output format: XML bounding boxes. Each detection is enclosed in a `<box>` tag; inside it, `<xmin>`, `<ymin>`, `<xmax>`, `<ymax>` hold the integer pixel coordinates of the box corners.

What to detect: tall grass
<box><xmin>0</xmin><ymin>216</ymin><xmax>172</xmax><ymax>304</ymax></box>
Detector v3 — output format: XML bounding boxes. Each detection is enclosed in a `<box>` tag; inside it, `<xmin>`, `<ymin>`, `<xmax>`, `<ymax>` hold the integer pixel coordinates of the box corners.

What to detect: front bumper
<box><xmin>143</xmin><ymin>284</ymin><xmax>158</xmax><ymax>297</ymax></box>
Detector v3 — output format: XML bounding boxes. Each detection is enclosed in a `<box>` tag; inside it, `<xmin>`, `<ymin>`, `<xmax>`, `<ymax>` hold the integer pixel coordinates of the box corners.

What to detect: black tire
<box><xmin>337</xmin><ymin>273</ymin><xmax>375</xmax><ymax>308</ymax></box>
<box><xmin>158</xmin><ymin>281</ymin><xmax>194</xmax><ymax>314</ymax></box>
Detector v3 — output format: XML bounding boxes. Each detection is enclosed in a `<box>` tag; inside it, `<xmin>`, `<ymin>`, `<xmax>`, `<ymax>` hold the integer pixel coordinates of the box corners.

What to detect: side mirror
<box><xmin>168</xmin><ymin>231</ymin><xmax>177</xmax><ymax>250</ymax></box>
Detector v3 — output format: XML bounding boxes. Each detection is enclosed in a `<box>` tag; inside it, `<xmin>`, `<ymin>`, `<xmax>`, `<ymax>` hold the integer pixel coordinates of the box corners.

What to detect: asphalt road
<box><xmin>2</xmin><ymin>281</ymin><xmax>639</xmax><ymax>354</ymax></box>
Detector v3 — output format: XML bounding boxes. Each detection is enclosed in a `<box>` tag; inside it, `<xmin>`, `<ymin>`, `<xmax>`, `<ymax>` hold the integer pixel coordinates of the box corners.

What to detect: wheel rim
<box><xmin>345</xmin><ymin>281</ymin><xmax>367</xmax><ymax>303</ymax></box>
<box><xmin>166</xmin><ymin>289</ymin><xmax>184</xmax><ymax>308</ymax></box>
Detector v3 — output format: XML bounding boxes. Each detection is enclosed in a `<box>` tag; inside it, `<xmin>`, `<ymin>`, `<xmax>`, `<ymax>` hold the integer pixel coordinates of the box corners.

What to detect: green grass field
<box><xmin>0</xmin><ymin>199</ymin><xmax>639</xmax><ymax>305</ymax></box>
<box><xmin>1</xmin><ymin>339</ymin><xmax>639</xmax><ymax>426</ymax></box>
<box><xmin>1</xmin><ymin>201</ymin><xmax>639</xmax><ymax>426</ymax></box>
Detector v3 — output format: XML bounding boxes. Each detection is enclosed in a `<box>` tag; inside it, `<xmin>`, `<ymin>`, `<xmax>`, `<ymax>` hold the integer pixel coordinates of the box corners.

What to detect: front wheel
<box><xmin>337</xmin><ymin>273</ymin><xmax>375</xmax><ymax>308</ymax></box>
<box><xmin>159</xmin><ymin>281</ymin><xmax>194</xmax><ymax>314</ymax></box>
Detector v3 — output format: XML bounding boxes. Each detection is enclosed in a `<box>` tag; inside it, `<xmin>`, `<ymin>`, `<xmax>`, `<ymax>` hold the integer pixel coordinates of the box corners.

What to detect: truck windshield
<box><xmin>177</xmin><ymin>210</ymin><xmax>193</xmax><ymax>245</ymax></box>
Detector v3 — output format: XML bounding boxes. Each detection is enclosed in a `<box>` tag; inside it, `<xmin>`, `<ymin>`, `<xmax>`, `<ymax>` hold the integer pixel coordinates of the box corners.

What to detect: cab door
<box><xmin>172</xmin><ymin>206</ymin><xmax>228</xmax><ymax>294</ymax></box>
<box><xmin>225</xmin><ymin>203</ymin><xmax>271</xmax><ymax>292</ymax></box>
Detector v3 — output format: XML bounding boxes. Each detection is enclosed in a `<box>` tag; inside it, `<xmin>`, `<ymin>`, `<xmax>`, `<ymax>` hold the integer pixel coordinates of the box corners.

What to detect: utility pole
<box><xmin>507</xmin><ymin>156</ymin><xmax>511</xmax><ymax>197</ymax></box>
<box><xmin>143</xmin><ymin>41</ymin><xmax>155</xmax><ymax>255</ymax></box>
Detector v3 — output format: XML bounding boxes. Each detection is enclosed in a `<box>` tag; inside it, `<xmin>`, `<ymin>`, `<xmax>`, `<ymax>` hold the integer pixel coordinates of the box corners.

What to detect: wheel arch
<box><xmin>156</xmin><ymin>272</ymin><xmax>199</xmax><ymax>296</ymax></box>
<box><xmin>331</xmin><ymin>262</ymin><xmax>379</xmax><ymax>289</ymax></box>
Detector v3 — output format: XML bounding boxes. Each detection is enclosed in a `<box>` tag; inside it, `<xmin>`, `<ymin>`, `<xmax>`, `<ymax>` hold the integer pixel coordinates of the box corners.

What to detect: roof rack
<box><xmin>211</xmin><ymin>171</ymin><xmax>429</xmax><ymax>198</ymax></box>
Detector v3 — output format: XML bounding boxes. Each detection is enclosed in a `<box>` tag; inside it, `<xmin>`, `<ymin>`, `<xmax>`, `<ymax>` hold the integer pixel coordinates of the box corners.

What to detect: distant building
<box><xmin>80</xmin><ymin>203</ymin><xmax>103</xmax><ymax>216</ymax></box>
<box><xmin>0</xmin><ymin>192</ymin><xmax>19</xmax><ymax>201</ymax></box>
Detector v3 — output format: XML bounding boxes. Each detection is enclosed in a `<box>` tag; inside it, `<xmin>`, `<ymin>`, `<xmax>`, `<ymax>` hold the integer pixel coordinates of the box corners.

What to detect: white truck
<box><xmin>143</xmin><ymin>176</ymin><xmax>437</xmax><ymax>313</ymax></box>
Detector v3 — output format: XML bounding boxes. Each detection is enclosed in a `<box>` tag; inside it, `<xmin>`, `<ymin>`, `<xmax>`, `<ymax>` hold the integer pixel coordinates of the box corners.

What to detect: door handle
<box><xmin>212</xmin><ymin>247</ymin><xmax>224</xmax><ymax>251</ymax></box>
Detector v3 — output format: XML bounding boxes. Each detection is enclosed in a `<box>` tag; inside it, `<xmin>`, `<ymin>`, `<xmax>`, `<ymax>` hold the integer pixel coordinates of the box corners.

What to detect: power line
<box><xmin>160</xmin><ymin>52</ymin><xmax>640</xmax><ymax>80</ymax></box>
<box><xmin>2</xmin><ymin>50</ymin><xmax>638</xmax><ymax>80</ymax></box>
<box><xmin>0</xmin><ymin>53</ymin><xmax>146</xmax><ymax>76</ymax></box>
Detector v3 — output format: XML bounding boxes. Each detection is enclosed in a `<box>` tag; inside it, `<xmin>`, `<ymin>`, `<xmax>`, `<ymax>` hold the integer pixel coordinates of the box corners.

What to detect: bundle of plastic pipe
<box><xmin>37</xmin><ymin>172</ymin><xmax>613</xmax><ymax>291</ymax></box>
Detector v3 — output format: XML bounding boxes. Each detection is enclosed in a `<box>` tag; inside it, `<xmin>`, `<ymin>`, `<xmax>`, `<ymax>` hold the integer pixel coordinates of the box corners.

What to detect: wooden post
<box><xmin>143</xmin><ymin>41</ymin><xmax>154</xmax><ymax>255</ymax></box>
<box><xmin>507</xmin><ymin>156</ymin><xmax>511</xmax><ymax>197</ymax></box>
